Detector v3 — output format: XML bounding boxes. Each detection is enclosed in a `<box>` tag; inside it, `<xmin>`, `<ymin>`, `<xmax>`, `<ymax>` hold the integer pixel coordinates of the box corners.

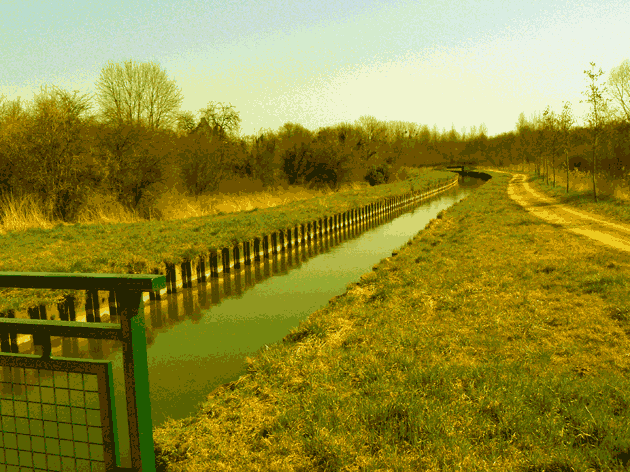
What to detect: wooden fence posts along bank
<box><xmin>0</xmin><ymin>176</ymin><xmax>459</xmax><ymax>356</ymax></box>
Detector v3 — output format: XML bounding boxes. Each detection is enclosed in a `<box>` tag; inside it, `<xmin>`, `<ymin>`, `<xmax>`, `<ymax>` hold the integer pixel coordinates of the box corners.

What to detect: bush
<box><xmin>364</xmin><ymin>164</ymin><xmax>391</xmax><ymax>186</ymax></box>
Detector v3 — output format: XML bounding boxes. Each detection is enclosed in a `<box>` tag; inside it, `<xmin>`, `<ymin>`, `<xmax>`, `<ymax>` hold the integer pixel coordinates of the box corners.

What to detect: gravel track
<box><xmin>504</xmin><ymin>171</ymin><xmax>630</xmax><ymax>253</ymax></box>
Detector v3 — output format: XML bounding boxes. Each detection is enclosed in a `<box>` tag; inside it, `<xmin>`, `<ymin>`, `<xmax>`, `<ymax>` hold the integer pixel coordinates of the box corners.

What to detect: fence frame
<box><xmin>0</xmin><ymin>271</ymin><xmax>166</xmax><ymax>472</ymax></box>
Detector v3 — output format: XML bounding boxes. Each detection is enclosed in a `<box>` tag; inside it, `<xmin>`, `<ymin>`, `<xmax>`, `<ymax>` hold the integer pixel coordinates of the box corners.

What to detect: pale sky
<box><xmin>2</xmin><ymin>0</ymin><xmax>628</xmax><ymax>138</ymax></box>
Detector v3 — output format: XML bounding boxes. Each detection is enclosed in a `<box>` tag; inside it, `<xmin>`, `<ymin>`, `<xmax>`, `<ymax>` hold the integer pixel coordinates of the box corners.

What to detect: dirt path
<box><xmin>501</xmin><ymin>171</ymin><xmax>630</xmax><ymax>253</ymax></box>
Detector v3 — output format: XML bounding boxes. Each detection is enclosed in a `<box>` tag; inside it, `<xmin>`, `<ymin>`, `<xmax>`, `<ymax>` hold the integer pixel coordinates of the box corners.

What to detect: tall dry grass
<box><xmin>0</xmin><ymin>167</ymin><xmax>418</xmax><ymax>236</ymax></box>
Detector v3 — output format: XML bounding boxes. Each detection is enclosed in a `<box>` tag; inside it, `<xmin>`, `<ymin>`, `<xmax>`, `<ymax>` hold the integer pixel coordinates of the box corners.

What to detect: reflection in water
<box><xmin>9</xmin><ymin>176</ymin><xmax>484</xmax><ymax>467</ymax></box>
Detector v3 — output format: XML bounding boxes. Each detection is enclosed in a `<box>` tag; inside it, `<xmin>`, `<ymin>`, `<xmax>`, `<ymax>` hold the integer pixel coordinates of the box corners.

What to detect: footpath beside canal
<box><xmin>153</xmin><ymin>170</ymin><xmax>630</xmax><ymax>471</ymax></box>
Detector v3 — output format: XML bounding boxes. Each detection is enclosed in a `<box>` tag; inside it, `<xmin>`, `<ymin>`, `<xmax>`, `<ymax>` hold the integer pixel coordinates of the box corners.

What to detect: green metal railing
<box><xmin>0</xmin><ymin>272</ymin><xmax>166</xmax><ymax>472</ymax></box>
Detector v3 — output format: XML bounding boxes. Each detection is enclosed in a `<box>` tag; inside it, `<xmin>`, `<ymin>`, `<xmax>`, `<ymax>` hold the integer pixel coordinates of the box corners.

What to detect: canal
<box><xmin>21</xmin><ymin>173</ymin><xmax>488</xmax><ymax>467</ymax></box>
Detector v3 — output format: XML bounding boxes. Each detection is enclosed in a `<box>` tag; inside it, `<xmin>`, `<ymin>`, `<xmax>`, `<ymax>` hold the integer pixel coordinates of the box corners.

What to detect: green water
<box><xmin>84</xmin><ymin>176</ymin><xmax>486</xmax><ymax>468</ymax></box>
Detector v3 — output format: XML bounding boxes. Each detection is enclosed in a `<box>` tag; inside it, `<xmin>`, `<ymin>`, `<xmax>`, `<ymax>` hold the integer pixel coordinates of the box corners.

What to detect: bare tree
<box><xmin>174</xmin><ymin>110</ymin><xmax>196</xmax><ymax>136</ymax></box>
<box><xmin>542</xmin><ymin>105</ymin><xmax>559</xmax><ymax>186</ymax></box>
<box><xmin>417</xmin><ymin>124</ymin><xmax>431</xmax><ymax>144</ymax></box>
<box><xmin>356</xmin><ymin>115</ymin><xmax>386</xmax><ymax>143</ymax></box>
<box><xmin>198</xmin><ymin>102</ymin><xmax>242</xmax><ymax>139</ymax></box>
<box><xmin>515</xmin><ymin>112</ymin><xmax>532</xmax><ymax>171</ymax></box>
<box><xmin>277</xmin><ymin>122</ymin><xmax>314</xmax><ymax>185</ymax></box>
<box><xmin>558</xmin><ymin>101</ymin><xmax>576</xmax><ymax>193</ymax></box>
<box><xmin>95</xmin><ymin>60</ymin><xmax>183</xmax><ymax>130</ymax></box>
<box><xmin>247</xmin><ymin>128</ymin><xmax>281</xmax><ymax>187</ymax></box>
<box><xmin>0</xmin><ymin>96</ymin><xmax>31</xmax><ymax>198</ymax></box>
<box><xmin>530</xmin><ymin>112</ymin><xmax>545</xmax><ymax>176</ymax></box>
<box><xmin>607</xmin><ymin>58</ymin><xmax>630</xmax><ymax>123</ymax></box>
<box><xmin>25</xmin><ymin>86</ymin><xmax>97</xmax><ymax>219</ymax></box>
<box><xmin>580</xmin><ymin>62</ymin><xmax>612</xmax><ymax>202</ymax></box>
<box><xmin>355</xmin><ymin>115</ymin><xmax>386</xmax><ymax>162</ymax></box>
<box><xmin>384</xmin><ymin>120</ymin><xmax>418</xmax><ymax>142</ymax></box>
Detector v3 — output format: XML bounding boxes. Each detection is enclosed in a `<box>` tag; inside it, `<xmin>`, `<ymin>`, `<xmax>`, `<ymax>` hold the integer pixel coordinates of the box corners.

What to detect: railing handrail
<box><xmin>0</xmin><ymin>271</ymin><xmax>166</xmax><ymax>292</ymax></box>
<box><xmin>0</xmin><ymin>317</ymin><xmax>124</xmax><ymax>340</ymax></box>
<box><xmin>0</xmin><ymin>272</ymin><xmax>164</xmax><ymax>472</ymax></box>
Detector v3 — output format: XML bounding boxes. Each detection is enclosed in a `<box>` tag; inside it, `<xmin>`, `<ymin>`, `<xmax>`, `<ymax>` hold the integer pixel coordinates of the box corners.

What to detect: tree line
<box><xmin>0</xmin><ymin>59</ymin><xmax>491</xmax><ymax>224</ymax></box>
<box><xmin>476</xmin><ymin>60</ymin><xmax>630</xmax><ymax>201</ymax></box>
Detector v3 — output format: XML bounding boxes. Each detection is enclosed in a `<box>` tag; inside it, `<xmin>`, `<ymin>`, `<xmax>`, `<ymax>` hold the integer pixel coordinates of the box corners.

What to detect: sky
<box><xmin>1</xmin><ymin>0</ymin><xmax>629</xmax><ymax>139</ymax></box>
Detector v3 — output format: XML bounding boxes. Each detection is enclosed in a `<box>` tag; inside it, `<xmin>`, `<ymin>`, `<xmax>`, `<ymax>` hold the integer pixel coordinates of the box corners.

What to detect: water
<box><xmin>103</xmin><ymin>174</ymin><xmax>483</xmax><ymax>466</ymax></box>
<box><xmin>16</xmin><ymin>175</ymin><xmax>486</xmax><ymax>467</ymax></box>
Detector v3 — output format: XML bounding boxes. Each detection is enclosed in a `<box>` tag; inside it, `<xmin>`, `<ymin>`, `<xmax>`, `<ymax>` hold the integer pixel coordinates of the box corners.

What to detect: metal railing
<box><xmin>0</xmin><ymin>272</ymin><xmax>166</xmax><ymax>472</ymax></box>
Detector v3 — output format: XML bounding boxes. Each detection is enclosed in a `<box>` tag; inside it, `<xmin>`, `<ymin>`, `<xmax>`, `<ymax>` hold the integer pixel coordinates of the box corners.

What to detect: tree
<box><xmin>0</xmin><ymin>97</ymin><xmax>31</xmax><ymax>198</ymax></box>
<box><xmin>247</xmin><ymin>129</ymin><xmax>281</xmax><ymax>187</ymax></box>
<box><xmin>447</xmin><ymin>122</ymin><xmax>460</xmax><ymax>142</ymax></box>
<box><xmin>529</xmin><ymin>112</ymin><xmax>545</xmax><ymax>176</ymax></box>
<box><xmin>95</xmin><ymin>60</ymin><xmax>183</xmax><ymax>130</ymax></box>
<box><xmin>174</xmin><ymin>130</ymin><xmax>230</xmax><ymax>197</ymax></box>
<box><xmin>97</xmin><ymin>123</ymin><xmax>178</xmax><ymax>215</ymax></box>
<box><xmin>417</xmin><ymin>124</ymin><xmax>431</xmax><ymax>144</ymax></box>
<box><xmin>198</xmin><ymin>102</ymin><xmax>242</xmax><ymax>139</ymax></box>
<box><xmin>461</xmin><ymin>123</ymin><xmax>488</xmax><ymax>167</ymax></box>
<box><xmin>607</xmin><ymin>58</ymin><xmax>630</xmax><ymax>123</ymax></box>
<box><xmin>558</xmin><ymin>101</ymin><xmax>575</xmax><ymax>194</ymax></box>
<box><xmin>174</xmin><ymin>111</ymin><xmax>197</xmax><ymax>136</ymax></box>
<box><xmin>580</xmin><ymin>62</ymin><xmax>612</xmax><ymax>202</ymax></box>
<box><xmin>19</xmin><ymin>86</ymin><xmax>95</xmax><ymax>220</ymax></box>
<box><xmin>542</xmin><ymin>105</ymin><xmax>559</xmax><ymax>187</ymax></box>
<box><xmin>475</xmin><ymin>123</ymin><xmax>489</xmax><ymax>164</ymax></box>
<box><xmin>355</xmin><ymin>115</ymin><xmax>386</xmax><ymax>163</ymax></box>
<box><xmin>515</xmin><ymin>112</ymin><xmax>533</xmax><ymax>171</ymax></box>
<box><xmin>383</xmin><ymin>120</ymin><xmax>407</xmax><ymax>143</ymax></box>
<box><xmin>277</xmin><ymin>122</ymin><xmax>314</xmax><ymax>185</ymax></box>
<box><xmin>356</xmin><ymin>115</ymin><xmax>385</xmax><ymax>143</ymax></box>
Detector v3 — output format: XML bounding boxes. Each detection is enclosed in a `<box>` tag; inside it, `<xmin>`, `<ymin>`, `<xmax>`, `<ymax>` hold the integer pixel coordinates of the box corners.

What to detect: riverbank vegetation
<box><xmin>0</xmin><ymin>59</ymin><xmax>490</xmax><ymax>238</ymax></box>
<box><xmin>0</xmin><ymin>58</ymin><xmax>485</xmax><ymax>315</ymax></box>
<box><xmin>1</xmin><ymin>58</ymin><xmax>628</xmax><ymax>238</ymax></box>
<box><xmin>151</xmin><ymin>169</ymin><xmax>630</xmax><ymax>471</ymax></box>
<box><xmin>0</xmin><ymin>164</ymin><xmax>454</xmax><ymax>314</ymax></box>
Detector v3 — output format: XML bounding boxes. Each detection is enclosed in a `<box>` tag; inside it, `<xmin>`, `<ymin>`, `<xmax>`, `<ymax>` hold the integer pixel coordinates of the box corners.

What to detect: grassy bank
<box><xmin>486</xmin><ymin>163</ymin><xmax>630</xmax><ymax>226</ymax></box>
<box><xmin>0</xmin><ymin>167</ymin><xmax>453</xmax><ymax>314</ymax></box>
<box><xmin>152</xmin><ymin>170</ymin><xmax>630</xmax><ymax>471</ymax></box>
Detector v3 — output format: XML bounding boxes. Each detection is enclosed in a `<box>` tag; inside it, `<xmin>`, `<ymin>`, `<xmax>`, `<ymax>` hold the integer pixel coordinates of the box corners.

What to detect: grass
<box><xmin>490</xmin><ymin>163</ymin><xmax>630</xmax><ymax>226</ymax></box>
<box><xmin>0</xmin><ymin>176</ymin><xmax>363</xmax><ymax>235</ymax></box>
<box><xmin>0</xmin><ymin>166</ymin><xmax>454</xmax><ymax>314</ymax></box>
<box><xmin>151</xmin><ymin>169</ymin><xmax>630</xmax><ymax>471</ymax></box>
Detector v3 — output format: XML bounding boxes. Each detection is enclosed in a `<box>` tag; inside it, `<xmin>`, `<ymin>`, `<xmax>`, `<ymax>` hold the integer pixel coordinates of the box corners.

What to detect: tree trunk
<box><xmin>592</xmin><ymin>136</ymin><xmax>598</xmax><ymax>202</ymax></box>
<box><xmin>565</xmin><ymin>148</ymin><xmax>569</xmax><ymax>194</ymax></box>
<box><xmin>545</xmin><ymin>152</ymin><xmax>549</xmax><ymax>186</ymax></box>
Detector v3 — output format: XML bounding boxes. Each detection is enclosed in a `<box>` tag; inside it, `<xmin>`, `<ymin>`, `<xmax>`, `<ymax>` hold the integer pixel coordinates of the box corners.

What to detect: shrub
<box><xmin>364</xmin><ymin>164</ymin><xmax>392</xmax><ymax>186</ymax></box>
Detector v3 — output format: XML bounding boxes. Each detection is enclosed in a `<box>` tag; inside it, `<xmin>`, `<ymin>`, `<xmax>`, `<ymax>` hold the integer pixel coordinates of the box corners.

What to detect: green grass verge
<box><xmin>152</xmin><ymin>170</ymin><xmax>630</xmax><ymax>471</ymax></box>
<box><xmin>0</xmin><ymin>170</ymin><xmax>454</xmax><ymax>314</ymax></box>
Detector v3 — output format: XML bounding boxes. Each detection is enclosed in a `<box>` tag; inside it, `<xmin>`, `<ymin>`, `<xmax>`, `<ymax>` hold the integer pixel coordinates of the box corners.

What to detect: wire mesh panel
<box><xmin>0</xmin><ymin>353</ymin><xmax>118</xmax><ymax>472</ymax></box>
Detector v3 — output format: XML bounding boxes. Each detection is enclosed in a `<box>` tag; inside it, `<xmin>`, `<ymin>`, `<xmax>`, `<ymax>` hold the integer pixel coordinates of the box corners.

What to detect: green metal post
<box><xmin>117</xmin><ymin>289</ymin><xmax>156</xmax><ymax>472</ymax></box>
